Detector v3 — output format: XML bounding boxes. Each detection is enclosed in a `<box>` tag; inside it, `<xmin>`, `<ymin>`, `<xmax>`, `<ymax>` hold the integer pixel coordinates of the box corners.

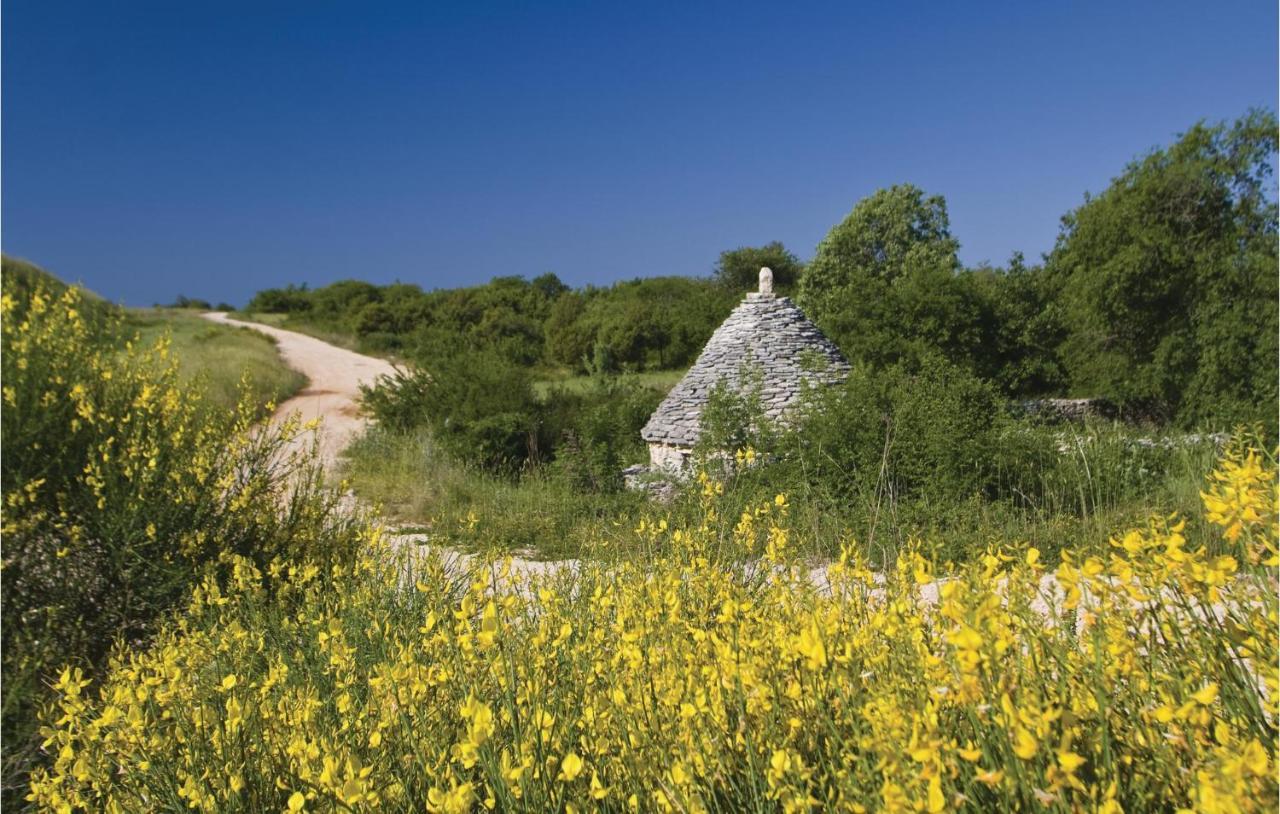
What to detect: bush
<box><xmin>362</xmin><ymin>350</ymin><xmax>543</xmax><ymax>473</ymax></box>
<box><xmin>245</xmin><ymin>283</ymin><xmax>312</xmax><ymax>314</ymax></box>
<box><xmin>1049</xmin><ymin>110</ymin><xmax>1278</xmax><ymax>429</ymax></box>
<box><xmin>713</xmin><ymin>241</ymin><xmax>804</xmax><ymax>293</ymax></box>
<box><xmin>1</xmin><ymin>281</ymin><xmax>366</xmax><ymax>804</ymax></box>
<box><xmin>363</xmin><ymin>355</ymin><xmax>662</xmax><ymax>486</ymax></box>
<box><xmin>786</xmin><ymin>356</ymin><xmax>1004</xmax><ymax>506</ymax></box>
<box><xmin>547</xmin><ymin>377</ymin><xmax>662</xmax><ymax>492</ymax></box>
<box><xmin>26</xmin><ymin>441</ymin><xmax>1278</xmax><ymax>812</ymax></box>
<box><xmin>693</xmin><ymin>366</ymin><xmax>779</xmax><ymax>466</ymax></box>
<box><xmin>990</xmin><ymin>420</ymin><xmax>1222</xmax><ymax>521</ymax></box>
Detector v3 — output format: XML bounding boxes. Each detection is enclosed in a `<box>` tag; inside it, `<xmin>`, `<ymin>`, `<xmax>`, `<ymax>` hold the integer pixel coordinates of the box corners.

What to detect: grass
<box><xmin>232</xmin><ymin>311</ymin><xmax>369</xmax><ymax>354</ymax></box>
<box><xmin>341</xmin><ymin>426</ymin><xmax>649</xmax><ymax>560</ymax></box>
<box><xmin>532</xmin><ymin>368</ymin><xmax>684</xmax><ymax>398</ymax></box>
<box><xmin>126</xmin><ymin>308</ymin><xmax>307</xmax><ymax>414</ymax></box>
<box><xmin>342</xmin><ymin>419</ymin><xmax>1224</xmax><ymax>567</ymax></box>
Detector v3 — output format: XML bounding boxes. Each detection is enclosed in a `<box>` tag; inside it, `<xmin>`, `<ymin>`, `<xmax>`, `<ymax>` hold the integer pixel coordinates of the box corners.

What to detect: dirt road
<box><xmin>200</xmin><ymin>313</ymin><xmax>573</xmax><ymax>579</ymax></box>
<box><xmin>202</xmin><ymin>313</ymin><xmax>397</xmax><ymax>468</ymax></box>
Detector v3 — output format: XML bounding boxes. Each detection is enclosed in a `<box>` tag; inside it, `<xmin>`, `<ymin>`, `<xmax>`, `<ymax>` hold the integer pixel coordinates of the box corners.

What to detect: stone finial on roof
<box><xmin>758</xmin><ymin>266</ymin><xmax>774</xmax><ymax>295</ymax></box>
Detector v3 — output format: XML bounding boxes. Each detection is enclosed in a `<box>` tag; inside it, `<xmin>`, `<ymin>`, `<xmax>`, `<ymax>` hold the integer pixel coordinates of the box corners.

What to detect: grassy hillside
<box><xmin>1</xmin><ymin>256</ymin><xmax>305</xmax><ymax>415</ymax></box>
<box><xmin>126</xmin><ymin>309</ymin><xmax>306</xmax><ymax>414</ymax></box>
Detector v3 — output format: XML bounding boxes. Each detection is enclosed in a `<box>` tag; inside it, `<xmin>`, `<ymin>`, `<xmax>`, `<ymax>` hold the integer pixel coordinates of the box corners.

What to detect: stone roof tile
<box><xmin>640</xmin><ymin>292</ymin><xmax>849</xmax><ymax>448</ymax></box>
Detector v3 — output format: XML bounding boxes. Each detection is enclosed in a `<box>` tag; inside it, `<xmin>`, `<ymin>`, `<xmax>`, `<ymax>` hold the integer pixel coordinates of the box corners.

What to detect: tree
<box><xmin>544</xmin><ymin>292</ymin><xmax>593</xmax><ymax>368</ymax></box>
<box><xmin>246</xmin><ymin>283</ymin><xmax>311</xmax><ymax>313</ymax></box>
<box><xmin>1049</xmin><ymin>110</ymin><xmax>1278</xmax><ymax>427</ymax></box>
<box><xmin>532</xmin><ymin>272</ymin><xmax>569</xmax><ymax>301</ymax></box>
<box><xmin>797</xmin><ymin>185</ymin><xmax>984</xmax><ymax>372</ymax></box>
<box><xmin>713</xmin><ymin>241</ymin><xmax>804</xmax><ymax>292</ymax></box>
<box><xmin>964</xmin><ymin>254</ymin><xmax>1068</xmax><ymax>397</ymax></box>
<box><xmin>308</xmin><ymin>280</ymin><xmax>382</xmax><ymax>326</ymax></box>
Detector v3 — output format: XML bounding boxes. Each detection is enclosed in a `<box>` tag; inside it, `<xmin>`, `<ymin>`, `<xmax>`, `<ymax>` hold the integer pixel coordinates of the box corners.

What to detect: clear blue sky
<box><xmin>4</xmin><ymin>1</ymin><xmax>1276</xmax><ymax>306</ymax></box>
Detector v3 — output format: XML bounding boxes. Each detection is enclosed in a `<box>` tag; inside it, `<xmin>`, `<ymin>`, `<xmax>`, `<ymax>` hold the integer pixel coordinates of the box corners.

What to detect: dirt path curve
<box><xmin>199</xmin><ymin>313</ymin><xmax>572</xmax><ymax>581</ymax></box>
<box><xmin>201</xmin><ymin>313</ymin><xmax>397</xmax><ymax>469</ymax></box>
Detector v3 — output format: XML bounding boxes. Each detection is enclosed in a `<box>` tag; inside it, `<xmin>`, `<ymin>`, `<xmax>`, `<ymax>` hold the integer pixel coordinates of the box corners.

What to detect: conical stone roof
<box><xmin>641</xmin><ymin>287</ymin><xmax>850</xmax><ymax>449</ymax></box>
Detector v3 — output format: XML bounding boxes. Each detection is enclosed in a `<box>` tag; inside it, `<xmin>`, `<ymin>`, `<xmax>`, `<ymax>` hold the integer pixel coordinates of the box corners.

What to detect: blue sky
<box><xmin>3</xmin><ymin>1</ymin><xmax>1276</xmax><ymax>306</ymax></box>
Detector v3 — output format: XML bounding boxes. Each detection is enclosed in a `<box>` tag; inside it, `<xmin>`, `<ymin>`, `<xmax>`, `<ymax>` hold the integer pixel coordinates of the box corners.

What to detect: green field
<box><xmin>126</xmin><ymin>309</ymin><xmax>307</xmax><ymax>414</ymax></box>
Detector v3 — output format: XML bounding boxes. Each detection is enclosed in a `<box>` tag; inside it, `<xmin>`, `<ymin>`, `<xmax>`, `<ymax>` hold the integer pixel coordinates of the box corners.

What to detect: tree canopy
<box><xmin>1048</xmin><ymin>109</ymin><xmax>1278</xmax><ymax>425</ymax></box>
<box><xmin>797</xmin><ymin>184</ymin><xmax>985</xmax><ymax>373</ymax></box>
<box><xmin>713</xmin><ymin>241</ymin><xmax>804</xmax><ymax>293</ymax></box>
<box><xmin>243</xmin><ymin>110</ymin><xmax>1279</xmax><ymax>433</ymax></box>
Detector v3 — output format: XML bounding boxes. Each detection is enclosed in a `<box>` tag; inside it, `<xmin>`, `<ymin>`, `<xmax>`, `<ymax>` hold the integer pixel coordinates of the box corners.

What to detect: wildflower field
<box><xmin>27</xmin><ymin>441</ymin><xmax>1278</xmax><ymax>812</ymax></box>
<box><xmin>3</xmin><ymin>275</ymin><xmax>1277</xmax><ymax>813</ymax></box>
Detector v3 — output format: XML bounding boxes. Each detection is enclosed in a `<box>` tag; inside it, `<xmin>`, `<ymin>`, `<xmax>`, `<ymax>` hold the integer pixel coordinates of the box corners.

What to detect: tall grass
<box><xmin>127</xmin><ymin>309</ymin><xmax>307</xmax><ymax>414</ymax></box>
<box><xmin>342</xmin><ymin>426</ymin><xmax>649</xmax><ymax>560</ymax></box>
<box><xmin>343</xmin><ymin>417</ymin><xmax>1223</xmax><ymax>567</ymax></box>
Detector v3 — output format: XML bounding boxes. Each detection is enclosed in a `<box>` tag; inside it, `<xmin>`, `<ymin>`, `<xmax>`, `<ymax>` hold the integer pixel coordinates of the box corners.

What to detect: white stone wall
<box><xmin>648</xmin><ymin>442</ymin><xmax>691</xmax><ymax>473</ymax></box>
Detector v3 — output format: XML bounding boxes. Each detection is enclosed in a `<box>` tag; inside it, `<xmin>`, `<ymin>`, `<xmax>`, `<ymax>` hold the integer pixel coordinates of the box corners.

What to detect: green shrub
<box><xmin>245</xmin><ymin>283</ymin><xmax>312</xmax><ymax>314</ymax></box>
<box><xmin>362</xmin><ymin>350</ymin><xmax>543</xmax><ymax>473</ymax></box>
<box><xmin>785</xmin><ymin>356</ymin><xmax>1004</xmax><ymax>505</ymax></box>
<box><xmin>693</xmin><ymin>366</ymin><xmax>779</xmax><ymax>465</ymax></box>
<box><xmin>547</xmin><ymin>377</ymin><xmax>662</xmax><ymax>492</ymax></box>
<box><xmin>991</xmin><ymin>420</ymin><xmax>1221</xmax><ymax>521</ymax></box>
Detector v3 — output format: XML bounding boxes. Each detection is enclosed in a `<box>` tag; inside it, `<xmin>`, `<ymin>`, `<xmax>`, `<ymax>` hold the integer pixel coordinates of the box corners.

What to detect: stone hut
<box><xmin>640</xmin><ymin>268</ymin><xmax>850</xmax><ymax>472</ymax></box>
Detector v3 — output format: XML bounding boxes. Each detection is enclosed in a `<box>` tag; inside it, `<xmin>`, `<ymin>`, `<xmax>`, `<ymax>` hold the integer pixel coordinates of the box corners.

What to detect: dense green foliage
<box><xmin>798</xmin><ymin>184</ymin><xmax>969</xmax><ymax>365</ymax></box>
<box><xmin>785</xmin><ymin>357</ymin><xmax>1005</xmax><ymax>506</ymax></box>
<box><xmin>1047</xmin><ymin>110</ymin><xmax>1278</xmax><ymax>427</ymax></box>
<box><xmin>964</xmin><ymin>254</ymin><xmax>1068</xmax><ymax>396</ymax></box>
<box><xmin>545</xmin><ymin>277</ymin><xmax>736</xmax><ymax>373</ymax></box>
<box><xmin>249</xmin><ymin>109</ymin><xmax>1278</xmax><ymax>432</ymax></box>
<box><xmin>248</xmin><ymin>273</ymin><xmax>736</xmax><ymax>373</ymax></box>
<box><xmin>686</xmin><ymin>361</ymin><xmax>1224</xmax><ymax>564</ymax></box>
<box><xmin>793</xmin><ymin>112</ymin><xmax>1278</xmax><ymax>430</ymax></box>
<box><xmin>363</xmin><ymin>351</ymin><xmax>544</xmax><ymax>472</ymax></box>
<box><xmin>795</xmin><ymin>185</ymin><xmax>1065</xmax><ymax>396</ymax></box>
<box><xmin>0</xmin><ymin>271</ymin><xmax>364</xmax><ymax>806</ymax></box>
<box><xmin>713</xmin><ymin>240</ymin><xmax>804</xmax><ymax>293</ymax></box>
<box><xmin>362</xmin><ymin>350</ymin><xmax>661</xmax><ymax>485</ymax></box>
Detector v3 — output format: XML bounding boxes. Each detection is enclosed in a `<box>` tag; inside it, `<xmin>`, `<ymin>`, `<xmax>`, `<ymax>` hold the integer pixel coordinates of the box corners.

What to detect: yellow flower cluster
<box><xmin>4</xmin><ymin>282</ymin><xmax>371</xmax><ymax>801</ymax></box>
<box><xmin>28</xmin><ymin>446</ymin><xmax>1278</xmax><ymax>813</ymax></box>
<box><xmin>1201</xmin><ymin>435</ymin><xmax>1278</xmax><ymax>564</ymax></box>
